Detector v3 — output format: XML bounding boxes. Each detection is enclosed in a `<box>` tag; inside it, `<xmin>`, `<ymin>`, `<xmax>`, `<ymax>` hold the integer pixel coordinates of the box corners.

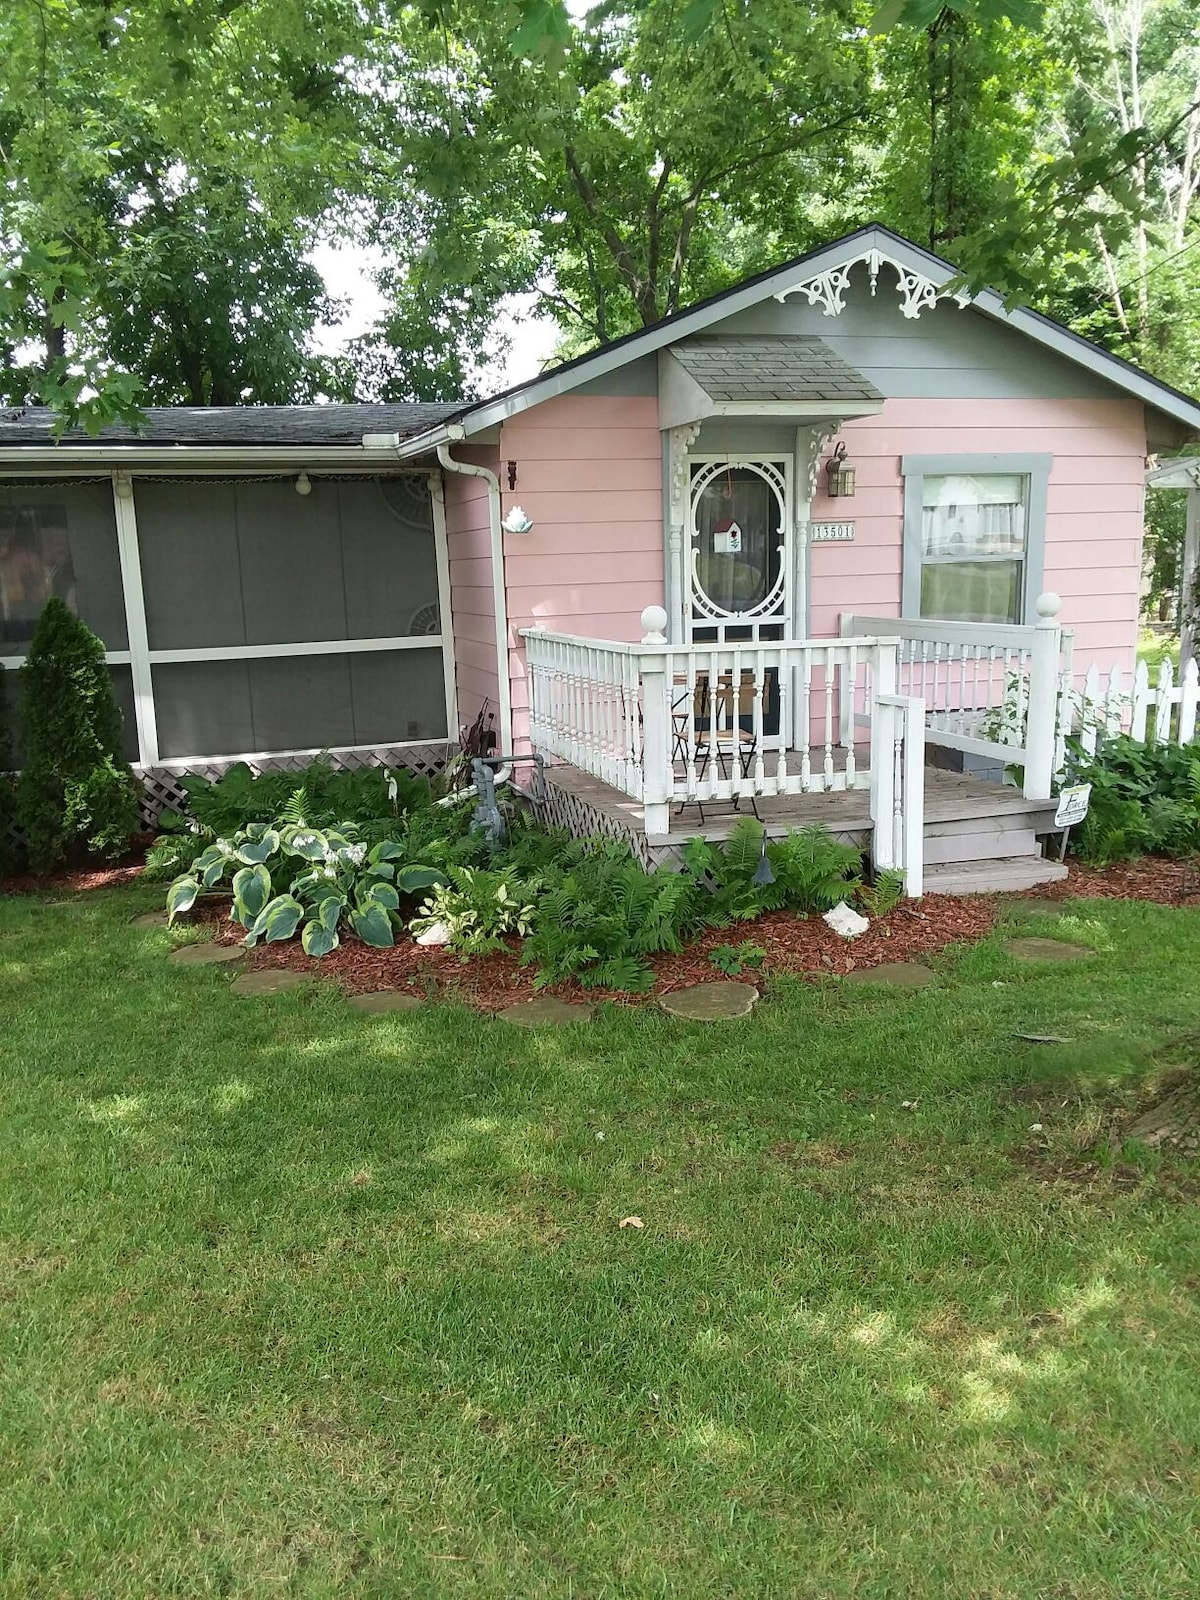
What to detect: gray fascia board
<box><xmin>420</xmin><ymin>221</ymin><xmax>1200</xmax><ymax>441</ymax></box>
<box><xmin>967</xmin><ymin>289</ymin><xmax>1200</xmax><ymax>433</ymax></box>
<box><xmin>0</xmin><ymin>444</ymin><xmax>436</xmax><ymax>473</ymax></box>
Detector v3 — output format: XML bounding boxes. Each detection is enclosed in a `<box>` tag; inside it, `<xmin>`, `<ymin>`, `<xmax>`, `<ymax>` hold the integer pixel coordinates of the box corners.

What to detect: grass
<box><xmin>1137</xmin><ymin>625</ymin><xmax>1180</xmax><ymax>673</ymax></box>
<box><xmin>2</xmin><ymin>885</ymin><xmax>1200</xmax><ymax>1597</ymax></box>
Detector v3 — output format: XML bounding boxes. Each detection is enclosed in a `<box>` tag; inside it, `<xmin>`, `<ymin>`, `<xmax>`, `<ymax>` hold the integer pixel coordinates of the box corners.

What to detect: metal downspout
<box><xmin>435</xmin><ymin>438</ymin><xmax>513</xmax><ymax>756</ymax></box>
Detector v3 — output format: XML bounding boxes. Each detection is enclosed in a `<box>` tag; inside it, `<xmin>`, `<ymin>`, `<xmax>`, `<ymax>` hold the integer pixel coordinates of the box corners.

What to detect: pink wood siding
<box><xmin>810</xmin><ymin>396</ymin><xmax>1147</xmax><ymax>671</ymax></box>
<box><xmin>498</xmin><ymin>394</ymin><xmax>662</xmax><ymax>746</ymax></box>
<box><xmin>443</xmin><ymin>444</ymin><xmax>501</xmax><ymax>734</ymax></box>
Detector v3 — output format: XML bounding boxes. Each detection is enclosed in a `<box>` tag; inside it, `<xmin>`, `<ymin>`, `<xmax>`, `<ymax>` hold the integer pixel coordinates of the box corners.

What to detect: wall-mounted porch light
<box><xmin>295</xmin><ymin>470</ymin><xmax>312</xmax><ymax>496</ymax></box>
<box><xmin>825</xmin><ymin>441</ymin><xmax>855</xmax><ymax>498</ymax></box>
<box><xmin>501</xmin><ymin>505</ymin><xmax>534</xmax><ymax>534</ymax></box>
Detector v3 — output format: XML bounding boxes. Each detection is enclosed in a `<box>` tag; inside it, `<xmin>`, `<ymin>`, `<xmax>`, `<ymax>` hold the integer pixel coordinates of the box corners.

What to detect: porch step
<box><xmin>924</xmin><ymin>825</ymin><xmax>1040</xmax><ymax>866</ymax></box>
<box><xmin>923</xmin><ymin>855</ymin><xmax>1069</xmax><ymax>896</ymax></box>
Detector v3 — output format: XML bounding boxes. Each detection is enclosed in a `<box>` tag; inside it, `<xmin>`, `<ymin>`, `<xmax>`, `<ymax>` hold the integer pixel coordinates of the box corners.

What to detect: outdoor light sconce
<box><xmin>507</xmin><ymin>460</ymin><xmax>518</xmax><ymax>490</ymax></box>
<box><xmin>295</xmin><ymin>470</ymin><xmax>312</xmax><ymax>496</ymax></box>
<box><xmin>825</xmin><ymin>441</ymin><xmax>856</xmax><ymax>498</ymax></box>
<box><xmin>501</xmin><ymin>505</ymin><xmax>534</xmax><ymax>534</ymax></box>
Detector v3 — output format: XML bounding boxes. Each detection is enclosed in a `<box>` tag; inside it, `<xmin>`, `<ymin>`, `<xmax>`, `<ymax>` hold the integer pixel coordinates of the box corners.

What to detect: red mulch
<box><xmin>1016</xmin><ymin>854</ymin><xmax>1200</xmax><ymax>907</ymax></box>
<box><xmin>7</xmin><ymin>841</ymin><xmax>1198</xmax><ymax>1012</ymax></box>
<box><xmin>207</xmin><ymin>894</ymin><xmax>997</xmax><ymax>1012</ymax></box>
<box><xmin>0</xmin><ymin>838</ymin><xmax>152</xmax><ymax>896</ymax></box>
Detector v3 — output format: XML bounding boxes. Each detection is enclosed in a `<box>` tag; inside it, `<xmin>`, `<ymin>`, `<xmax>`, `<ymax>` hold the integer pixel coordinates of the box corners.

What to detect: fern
<box><xmin>858</xmin><ymin>868</ymin><xmax>906</xmax><ymax>918</ymax></box>
<box><xmin>521</xmin><ymin>854</ymin><xmax>701</xmax><ymax>991</ymax></box>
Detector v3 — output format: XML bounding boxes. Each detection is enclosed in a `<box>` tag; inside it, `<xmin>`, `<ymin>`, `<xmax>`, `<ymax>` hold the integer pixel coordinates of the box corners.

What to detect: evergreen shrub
<box><xmin>16</xmin><ymin>599</ymin><xmax>140</xmax><ymax>870</ymax></box>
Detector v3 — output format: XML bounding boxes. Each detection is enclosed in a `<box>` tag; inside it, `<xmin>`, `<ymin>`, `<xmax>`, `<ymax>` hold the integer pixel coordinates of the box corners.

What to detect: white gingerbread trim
<box><xmin>774</xmin><ymin>248</ymin><xmax>971</xmax><ymax>321</ymax></box>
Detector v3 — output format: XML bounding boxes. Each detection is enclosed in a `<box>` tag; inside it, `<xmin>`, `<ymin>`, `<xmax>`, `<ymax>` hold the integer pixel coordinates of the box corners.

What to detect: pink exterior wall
<box><xmin>809</xmin><ymin>396</ymin><xmax>1147</xmax><ymax>672</ymax></box>
<box><xmin>497</xmin><ymin>394</ymin><xmax>663</xmax><ymax>747</ymax></box>
<box><xmin>443</xmin><ymin>443</ymin><xmax>501</xmax><ymax>738</ymax></box>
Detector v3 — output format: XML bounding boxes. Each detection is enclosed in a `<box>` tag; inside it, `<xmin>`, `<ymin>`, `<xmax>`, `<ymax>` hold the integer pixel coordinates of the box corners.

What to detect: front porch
<box><xmin>521</xmin><ymin>602</ymin><xmax>1075</xmax><ymax>895</ymax></box>
<box><xmin>534</xmin><ymin>753</ymin><xmax>1065</xmax><ymax>892</ymax></box>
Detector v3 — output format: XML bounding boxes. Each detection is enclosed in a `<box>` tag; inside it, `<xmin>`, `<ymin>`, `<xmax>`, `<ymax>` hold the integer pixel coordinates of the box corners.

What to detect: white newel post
<box><xmin>1024</xmin><ymin>592</ymin><xmax>1062</xmax><ymax>801</ymax></box>
<box><xmin>901</xmin><ymin>695</ymin><xmax>925</xmax><ymax>898</ymax></box>
<box><xmin>869</xmin><ymin>642</ymin><xmax>898</xmax><ymax>870</ymax></box>
<box><xmin>639</xmin><ymin>605</ymin><xmax>671</xmax><ymax>836</ymax></box>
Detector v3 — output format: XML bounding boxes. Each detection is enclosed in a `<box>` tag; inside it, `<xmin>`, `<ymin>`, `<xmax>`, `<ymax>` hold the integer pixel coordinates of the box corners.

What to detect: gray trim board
<box><xmin>901</xmin><ymin>452</ymin><xmax>1051</xmax><ymax>622</ymax></box>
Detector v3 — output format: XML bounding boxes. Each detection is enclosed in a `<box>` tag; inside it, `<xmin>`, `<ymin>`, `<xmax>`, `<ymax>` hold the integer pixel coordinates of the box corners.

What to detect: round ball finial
<box><xmin>640</xmin><ymin>604</ymin><xmax>669</xmax><ymax>643</ymax></box>
<box><xmin>1035</xmin><ymin>591</ymin><xmax>1061</xmax><ymax>620</ymax></box>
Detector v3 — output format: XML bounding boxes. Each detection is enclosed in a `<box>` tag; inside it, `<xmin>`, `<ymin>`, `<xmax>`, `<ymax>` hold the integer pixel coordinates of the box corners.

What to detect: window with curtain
<box><xmin>918</xmin><ymin>472</ymin><xmax>1028</xmax><ymax>624</ymax></box>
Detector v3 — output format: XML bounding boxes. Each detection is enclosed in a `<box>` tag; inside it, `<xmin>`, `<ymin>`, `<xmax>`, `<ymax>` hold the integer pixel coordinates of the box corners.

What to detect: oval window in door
<box><xmin>690</xmin><ymin>462</ymin><xmax>785</xmax><ymax>626</ymax></box>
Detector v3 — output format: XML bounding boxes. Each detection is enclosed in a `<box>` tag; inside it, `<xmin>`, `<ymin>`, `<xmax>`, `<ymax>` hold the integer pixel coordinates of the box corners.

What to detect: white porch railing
<box><xmin>840</xmin><ymin>595</ymin><xmax>1068</xmax><ymax>800</ymax></box>
<box><xmin>523</xmin><ymin>610</ymin><xmax>927</xmax><ymax>893</ymax></box>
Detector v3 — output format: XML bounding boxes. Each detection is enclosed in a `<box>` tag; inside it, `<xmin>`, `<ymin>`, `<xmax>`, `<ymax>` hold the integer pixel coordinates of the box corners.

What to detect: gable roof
<box><xmin>394</xmin><ymin>223</ymin><xmax>1200</xmax><ymax>455</ymax></box>
<box><xmin>667</xmin><ymin>335</ymin><xmax>882</xmax><ymax>404</ymax></box>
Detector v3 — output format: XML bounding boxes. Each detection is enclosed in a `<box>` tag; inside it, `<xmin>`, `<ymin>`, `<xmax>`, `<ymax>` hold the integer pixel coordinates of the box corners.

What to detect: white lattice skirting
<box><xmin>134</xmin><ymin>742</ymin><xmax>456</xmax><ymax>828</ymax></box>
<box><xmin>3</xmin><ymin>742</ymin><xmax>456</xmax><ymax>853</ymax></box>
<box><xmin>531</xmin><ymin>775</ymin><xmax>670</xmax><ymax>869</ymax></box>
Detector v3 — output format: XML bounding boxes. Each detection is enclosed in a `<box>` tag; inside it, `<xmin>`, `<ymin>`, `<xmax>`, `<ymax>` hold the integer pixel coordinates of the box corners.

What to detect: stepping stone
<box><xmin>497</xmin><ymin>997</ymin><xmax>596</xmax><ymax>1027</ymax></box>
<box><xmin>131</xmin><ymin>911</ymin><xmax>170</xmax><ymax>929</ymax></box>
<box><xmin>1004</xmin><ymin>937</ymin><xmax>1090</xmax><ymax>963</ymax></box>
<box><xmin>168</xmin><ymin>942</ymin><xmax>245</xmax><ymax>967</ymax></box>
<box><xmin>347</xmin><ymin>990</ymin><xmax>424</xmax><ymax>1015</ymax></box>
<box><xmin>659</xmin><ymin>982</ymin><xmax>759</xmax><ymax>1020</ymax></box>
<box><xmin>844</xmin><ymin>962</ymin><xmax>935</xmax><ymax>988</ymax></box>
<box><xmin>1014</xmin><ymin>899</ymin><xmax>1069</xmax><ymax>919</ymax></box>
<box><xmin>230</xmin><ymin>969</ymin><xmax>309</xmax><ymax>997</ymax></box>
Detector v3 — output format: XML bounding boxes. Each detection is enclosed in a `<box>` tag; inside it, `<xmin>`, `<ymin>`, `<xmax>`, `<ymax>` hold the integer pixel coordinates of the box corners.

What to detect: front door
<box><xmin>687</xmin><ymin>457</ymin><xmax>792</xmax><ymax>738</ymax></box>
<box><xmin>688</xmin><ymin>457</ymin><xmax>792</xmax><ymax>643</ymax></box>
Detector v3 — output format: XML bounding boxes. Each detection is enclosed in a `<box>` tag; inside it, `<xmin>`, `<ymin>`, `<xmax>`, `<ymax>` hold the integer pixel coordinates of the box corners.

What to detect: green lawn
<box><xmin>2</xmin><ymin>885</ymin><xmax>1200</xmax><ymax>1598</ymax></box>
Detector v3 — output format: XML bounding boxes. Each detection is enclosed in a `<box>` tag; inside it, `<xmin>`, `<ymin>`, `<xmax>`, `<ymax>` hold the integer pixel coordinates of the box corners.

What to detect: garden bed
<box><xmin>1018</xmin><ymin>854</ymin><xmax>1200</xmax><ymax>905</ymax></box>
<box><xmin>208</xmin><ymin>894</ymin><xmax>997</xmax><ymax>1010</ymax></box>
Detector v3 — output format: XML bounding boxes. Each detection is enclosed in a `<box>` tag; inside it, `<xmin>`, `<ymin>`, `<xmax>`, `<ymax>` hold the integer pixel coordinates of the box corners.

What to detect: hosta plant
<box><xmin>166</xmin><ymin>823</ymin><xmax>442</xmax><ymax>955</ymax></box>
<box><xmin>410</xmin><ymin>866</ymin><xmax>539</xmax><ymax>955</ymax></box>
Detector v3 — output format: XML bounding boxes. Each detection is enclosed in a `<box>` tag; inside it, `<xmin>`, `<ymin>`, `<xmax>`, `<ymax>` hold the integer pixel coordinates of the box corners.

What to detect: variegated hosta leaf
<box><xmin>256</xmin><ymin>894</ymin><xmax>304</xmax><ymax>944</ymax></box>
<box><xmin>166</xmin><ymin>876</ymin><xmax>200</xmax><ymax>923</ymax></box>
<box><xmin>395</xmin><ymin>865</ymin><xmax>446</xmax><ymax>895</ymax></box>
<box><xmin>369</xmin><ymin>840</ymin><xmax>406</xmax><ymax>863</ymax></box>
<box><xmin>231</xmin><ymin>863</ymin><xmax>272</xmax><ymax>927</ymax></box>
<box><xmin>317</xmin><ymin>895</ymin><xmax>344</xmax><ymax>933</ymax></box>
<box><xmin>201</xmin><ymin>856</ymin><xmax>228</xmax><ymax>888</ymax></box>
<box><xmin>301</xmin><ymin>920</ymin><xmax>339</xmax><ymax>957</ymax></box>
<box><xmin>367</xmin><ymin>861</ymin><xmax>396</xmax><ymax>880</ymax></box>
<box><xmin>363</xmin><ymin>881</ymin><xmax>400</xmax><ymax>911</ymax></box>
<box><xmin>350</xmin><ymin>904</ymin><xmax>394</xmax><ymax>948</ymax></box>
<box><xmin>281</xmin><ymin>827</ymin><xmax>327</xmax><ymax>860</ymax></box>
<box><xmin>235</xmin><ymin>830</ymin><xmax>280</xmax><ymax>865</ymax></box>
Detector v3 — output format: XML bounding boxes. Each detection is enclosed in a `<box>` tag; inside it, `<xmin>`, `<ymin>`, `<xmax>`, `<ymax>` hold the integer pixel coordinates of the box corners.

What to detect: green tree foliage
<box><xmin>0</xmin><ymin>0</ymin><xmax>375</xmax><ymax>427</ymax></box>
<box><xmin>16</xmin><ymin>599</ymin><xmax>140</xmax><ymax>870</ymax></box>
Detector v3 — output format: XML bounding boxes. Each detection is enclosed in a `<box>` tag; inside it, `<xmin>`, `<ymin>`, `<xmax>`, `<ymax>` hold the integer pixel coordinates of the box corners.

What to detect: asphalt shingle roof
<box><xmin>0</xmin><ymin>402</ymin><xmax>462</xmax><ymax>447</ymax></box>
<box><xmin>668</xmin><ymin>334</ymin><xmax>883</xmax><ymax>404</ymax></box>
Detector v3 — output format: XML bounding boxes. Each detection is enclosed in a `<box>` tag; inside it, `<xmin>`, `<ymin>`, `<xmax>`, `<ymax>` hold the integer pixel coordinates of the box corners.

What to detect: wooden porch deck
<box><xmin>534</xmin><ymin>755</ymin><xmax>1067</xmax><ymax>892</ymax></box>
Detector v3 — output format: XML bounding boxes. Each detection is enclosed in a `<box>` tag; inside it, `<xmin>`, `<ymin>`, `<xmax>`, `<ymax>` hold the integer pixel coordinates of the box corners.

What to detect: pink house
<box><xmin>2</xmin><ymin>225</ymin><xmax>1197</xmax><ymax>891</ymax></box>
<box><xmin>395</xmin><ymin>226</ymin><xmax>1200</xmax><ymax>890</ymax></box>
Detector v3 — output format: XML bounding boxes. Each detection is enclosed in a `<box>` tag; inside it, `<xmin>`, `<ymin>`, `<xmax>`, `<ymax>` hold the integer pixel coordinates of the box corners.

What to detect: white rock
<box><xmin>414</xmin><ymin>921</ymin><xmax>452</xmax><ymax>947</ymax></box>
<box><xmin>823</xmin><ymin>901</ymin><xmax>870</xmax><ymax>939</ymax></box>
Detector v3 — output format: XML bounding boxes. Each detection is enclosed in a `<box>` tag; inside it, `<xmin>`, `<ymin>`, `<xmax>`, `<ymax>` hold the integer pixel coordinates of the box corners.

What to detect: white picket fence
<box><xmin>1056</xmin><ymin>656</ymin><xmax>1200</xmax><ymax>768</ymax></box>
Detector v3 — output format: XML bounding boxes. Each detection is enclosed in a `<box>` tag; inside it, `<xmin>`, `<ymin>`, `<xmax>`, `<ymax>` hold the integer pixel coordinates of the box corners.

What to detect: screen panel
<box><xmin>0</xmin><ymin>481</ymin><xmax>127</xmax><ymax>653</ymax></box>
<box><xmin>152</xmin><ymin>647</ymin><xmax>446</xmax><ymax>760</ymax></box>
<box><xmin>136</xmin><ymin>476</ymin><xmax>440</xmax><ymax>650</ymax></box>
